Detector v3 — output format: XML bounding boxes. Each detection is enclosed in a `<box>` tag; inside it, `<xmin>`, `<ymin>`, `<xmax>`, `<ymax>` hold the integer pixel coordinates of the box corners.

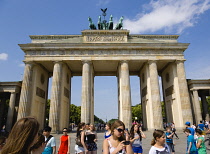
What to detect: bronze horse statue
<box><xmin>115</xmin><ymin>16</ymin><xmax>124</xmax><ymax>30</ymax></box>
<box><xmin>88</xmin><ymin>17</ymin><xmax>96</xmax><ymax>30</ymax></box>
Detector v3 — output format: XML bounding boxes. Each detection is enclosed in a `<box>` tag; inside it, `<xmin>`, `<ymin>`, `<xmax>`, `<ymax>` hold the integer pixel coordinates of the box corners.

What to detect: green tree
<box><xmin>69</xmin><ymin>104</ymin><xmax>81</xmax><ymax>125</ymax></box>
<box><xmin>108</xmin><ymin>119</ymin><xmax>118</xmax><ymax>124</ymax></box>
<box><xmin>131</xmin><ymin>104</ymin><xmax>142</xmax><ymax>122</ymax></box>
<box><xmin>94</xmin><ymin>115</ymin><xmax>105</xmax><ymax>124</ymax></box>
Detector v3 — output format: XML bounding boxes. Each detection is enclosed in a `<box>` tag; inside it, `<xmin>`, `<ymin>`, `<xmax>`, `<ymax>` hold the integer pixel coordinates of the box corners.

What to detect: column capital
<box><xmin>148</xmin><ymin>60</ymin><xmax>157</xmax><ymax>64</ymax></box>
<box><xmin>23</xmin><ymin>61</ymin><xmax>36</xmax><ymax>67</ymax></box>
<box><xmin>82</xmin><ymin>60</ymin><xmax>92</xmax><ymax>65</ymax></box>
<box><xmin>120</xmin><ymin>60</ymin><xmax>128</xmax><ymax>64</ymax></box>
<box><xmin>192</xmin><ymin>89</ymin><xmax>198</xmax><ymax>92</ymax></box>
<box><xmin>10</xmin><ymin>92</ymin><xmax>17</xmax><ymax>94</ymax></box>
<box><xmin>175</xmin><ymin>59</ymin><xmax>186</xmax><ymax>64</ymax></box>
<box><xmin>53</xmin><ymin>61</ymin><xmax>63</xmax><ymax>64</ymax></box>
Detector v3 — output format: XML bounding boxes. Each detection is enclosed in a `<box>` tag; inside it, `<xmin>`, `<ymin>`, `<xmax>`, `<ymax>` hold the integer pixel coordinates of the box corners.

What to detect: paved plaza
<box><xmin>53</xmin><ymin>130</ymin><xmax>189</xmax><ymax>154</ymax></box>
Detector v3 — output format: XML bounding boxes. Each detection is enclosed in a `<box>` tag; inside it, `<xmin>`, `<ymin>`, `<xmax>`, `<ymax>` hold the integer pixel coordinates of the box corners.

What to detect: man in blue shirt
<box><xmin>198</xmin><ymin>121</ymin><xmax>205</xmax><ymax>131</ymax></box>
<box><xmin>185</xmin><ymin>121</ymin><xmax>195</xmax><ymax>135</ymax></box>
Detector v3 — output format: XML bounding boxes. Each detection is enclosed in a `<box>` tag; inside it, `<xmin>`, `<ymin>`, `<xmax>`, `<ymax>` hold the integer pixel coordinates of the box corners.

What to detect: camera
<box><xmin>123</xmin><ymin>141</ymin><xmax>130</xmax><ymax>145</ymax></box>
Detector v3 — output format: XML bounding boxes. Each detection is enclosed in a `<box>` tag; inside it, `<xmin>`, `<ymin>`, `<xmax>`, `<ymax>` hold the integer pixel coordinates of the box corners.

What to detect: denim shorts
<box><xmin>132</xmin><ymin>146</ymin><xmax>143</xmax><ymax>153</ymax></box>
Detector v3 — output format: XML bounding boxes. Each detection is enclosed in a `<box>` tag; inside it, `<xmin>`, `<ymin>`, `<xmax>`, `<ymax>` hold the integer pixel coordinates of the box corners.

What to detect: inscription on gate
<box><xmin>85</xmin><ymin>35</ymin><xmax>125</xmax><ymax>42</ymax></box>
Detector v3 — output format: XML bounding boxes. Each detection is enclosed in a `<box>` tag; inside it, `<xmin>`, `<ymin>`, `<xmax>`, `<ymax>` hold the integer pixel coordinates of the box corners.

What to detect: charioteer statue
<box><xmin>88</xmin><ymin>8</ymin><xmax>123</xmax><ymax>30</ymax></box>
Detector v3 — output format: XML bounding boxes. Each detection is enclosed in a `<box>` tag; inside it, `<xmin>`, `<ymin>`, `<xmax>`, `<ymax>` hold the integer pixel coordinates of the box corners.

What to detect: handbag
<box><xmin>75</xmin><ymin>136</ymin><xmax>83</xmax><ymax>147</ymax></box>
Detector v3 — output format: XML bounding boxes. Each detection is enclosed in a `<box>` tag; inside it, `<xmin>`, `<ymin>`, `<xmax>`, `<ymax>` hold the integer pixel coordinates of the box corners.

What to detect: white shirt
<box><xmin>45</xmin><ymin>136</ymin><xmax>56</xmax><ymax>148</ymax></box>
<box><xmin>149</xmin><ymin>144</ymin><xmax>170</xmax><ymax>154</ymax></box>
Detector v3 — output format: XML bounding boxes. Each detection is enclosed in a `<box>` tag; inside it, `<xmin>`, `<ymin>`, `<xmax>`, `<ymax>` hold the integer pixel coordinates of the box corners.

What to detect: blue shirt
<box><xmin>187</xmin><ymin>135</ymin><xmax>196</xmax><ymax>152</ymax></box>
<box><xmin>165</xmin><ymin>132</ymin><xmax>173</xmax><ymax>143</ymax></box>
<box><xmin>198</xmin><ymin>123</ymin><xmax>205</xmax><ymax>131</ymax></box>
<box><xmin>187</xmin><ymin>127</ymin><xmax>195</xmax><ymax>136</ymax></box>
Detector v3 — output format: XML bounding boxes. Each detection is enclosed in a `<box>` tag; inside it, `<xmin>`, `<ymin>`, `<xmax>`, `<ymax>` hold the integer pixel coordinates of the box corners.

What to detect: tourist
<box><xmin>185</xmin><ymin>121</ymin><xmax>195</xmax><ymax>135</ymax></box>
<box><xmin>30</xmin><ymin>133</ymin><xmax>46</xmax><ymax>154</ymax></box>
<box><xmin>204</xmin><ymin>120</ymin><xmax>209</xmax><ymax>129</ymax></box>
<box><xmin>86</xmin><ymin>123</ymin><xmax>90</xmax><ymax>131</ymax></box>
<box><xmin>0</xmin><ymin>136</ymin><xmax>6</xmax><ymax>151</ymax></box>
<box><xmin>104</xmin><ymin>123</ymin><xmax>111</xmax><ymax>139</ymax></box>
<box><xmin>103</xmin><ymin>120</ymin><xmax>133</xmax><ymax>154</ymax></box>
<box><xmin>129</xmin><ymin>124</ymin><xmax>146</xmax><ymax>154</ymax></box>
<box><xmin>58</xmin><ymin>128</ymin><xmax>70</xmax><ymax>154</ymax></box>
<box><xmin>197</xmin><ymin>121</ymin><xmax>205</xmax><ymax>131</ymax></box>
<box><xmin>86</xmin><ymin>124</ymin><xmax>98</xmax><ymax>154</ymax></box>
<box><xmin>75</xmin><ymin>122</ymin><xmax>88</xmax><ymax>154</ymax></box>
<box><xmin>171</xmin><ymin>122</ymin><xmax>179</xmax><ymax>139</ymax></box>
<box><xmin>165</xmin><ymin>127</ymin><xmax>175</xmax><ymax>154</ymax></box>
<box><xmin>149</xmin><ymin>130</ymin><xmax>170</xmax><ymax>154</ymax></box>
<box><xmin>1</xmin><ymin>116</ymin><xmax>39</xmax><ymax>154</ymax></box>
<box><xmin>184</xmin><ymin>129</ymin><xmax>197</xmax><ymax>154</ymax></box>
<box><xmin>191</xmin><ymin>124</ymin><xmax>197</xmax><ymax>130</ymax></box>
<box><xmin>195</xmin><ymin>129</ymin><xmax>207</xmax><ymax>154</ymax></box>
<box><xmin>42</xmin><ymin>126</ymin><xmax>56</xmax><ymax>154</ymax></box>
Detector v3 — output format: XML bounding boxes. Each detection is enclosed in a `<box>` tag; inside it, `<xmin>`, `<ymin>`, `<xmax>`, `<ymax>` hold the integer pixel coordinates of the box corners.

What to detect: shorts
<box><xmin>75</xmin><ymin>145</ymin><xmax>85</xmax><ymax>153</ymax></box>
<box><xmin>132</xmin><ymin>146</ymin><xmax>143</xmax><ymax>153</ymax></box>
<box><xmin>167</xmin><ymin>142</ymin><xmax>175</xmax><ymax>152</ymax></box>
<box><xmin>87</xmin><ymin>142</ymin><xmax>97</xmax><ymax>151</ymax></box>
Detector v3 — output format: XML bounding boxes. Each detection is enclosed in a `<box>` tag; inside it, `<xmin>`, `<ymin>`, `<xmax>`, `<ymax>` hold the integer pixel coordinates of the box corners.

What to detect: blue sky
<box><xmin>0</xmin><ymin>0</ymin><xmax>210</xmax><ymax>122</ymax></box>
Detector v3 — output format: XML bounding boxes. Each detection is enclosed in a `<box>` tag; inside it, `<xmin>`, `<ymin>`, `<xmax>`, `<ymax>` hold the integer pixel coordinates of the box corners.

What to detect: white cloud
<box><xmin>18</xmin><ymin>63</ymin><xmax>25</xmax><ymax>67</ymax></box>
<box><xmin>96</xmin><ymin>0</ymin><xmax>111</xmax><ymax>6</ymax></box>
<box><xmin>124</xmin><ymin>0</ymin><xmax>210</xmax><ymax>34</ymax></box>
<box><xmin>0</xmin><ymin>53</ymin><xmax>8</xmax><ymax>60</ymax></box>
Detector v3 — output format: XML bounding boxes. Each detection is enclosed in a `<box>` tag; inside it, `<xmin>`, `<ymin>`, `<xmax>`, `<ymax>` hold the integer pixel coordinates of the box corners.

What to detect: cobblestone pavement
<box><xmin>52</xmin><ymin>130</ymin><xmax>190</xmax><ymax>154</ymax></box>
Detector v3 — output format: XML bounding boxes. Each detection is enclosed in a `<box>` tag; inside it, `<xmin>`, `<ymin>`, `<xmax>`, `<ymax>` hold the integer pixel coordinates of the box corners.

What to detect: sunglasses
<box><xmin>116</xmin><ymin>128</ymin><xmax>124</xmax><ymax>133</ymax></box>
<box><xmin>63</xmin><ymin>131</ymin><xmax>67</xmax><ymax>132</ymax></box>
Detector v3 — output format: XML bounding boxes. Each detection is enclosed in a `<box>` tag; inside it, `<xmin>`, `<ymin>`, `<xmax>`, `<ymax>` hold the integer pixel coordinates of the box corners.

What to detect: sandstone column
<box><xmin>49</xmin><ymin>61</ymin><xmax>62</xmax><ymax>133</ymax></box>
<box><xmin>90</xmin><ymin>67</ymin><xmax>94</xmax><ymax>124</ymax></box>
<box><xmin>148</xmin><ymin>60</ymin><xmax>163</xmax><ymax>129</ymax></box>
<box><xmin>17</xmin><ymin>62</ymin><xmax>33</xmax><ymax>120</ymax></box>
<box><xmin>6</xmin><ymin>92</ymin><xmax>16</xmax><ymax>131</ymax></box>
<box><xmin>118</xmin><ymin>61</ymin><xmax>132</xmax><ymax>129</ymax></box>
<box><xmin>201</xmin><ymin>93</ymin><xmax>209</xmax><ymax>121</ymax></box>
<box><xmin>81</xmin><ymin>61</ymin><xmax>92</xmax><ymax>123</ymax></box>
<box><xmin>192</xmin><ymin>90</ymin><xmax>202</xmax><ymax>124</ymax></box>
<box><xmin>176</xmin><ymin>60</ymin><xmax>193</xmax><ymax>123</ymax></box>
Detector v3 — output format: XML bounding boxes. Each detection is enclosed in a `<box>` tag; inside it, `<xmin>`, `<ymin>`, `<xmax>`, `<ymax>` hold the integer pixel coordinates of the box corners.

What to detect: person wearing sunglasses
<box><xmin>103</xmin><ymin>120</ymin><xmax>133</xmax><ymax>154</ymax></box>
<box><xmin>58</xmin><ymin>128</ymin><xmax>70</xmax><ymax>154</ymax></box>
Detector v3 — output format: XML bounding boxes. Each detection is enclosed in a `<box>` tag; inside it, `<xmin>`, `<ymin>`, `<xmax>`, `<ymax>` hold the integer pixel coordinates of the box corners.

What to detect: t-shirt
<box><xmin>198</xmin><ymin>123</ymin><xmax>205</xmax><ymax>131</ymax></box>
<box><xmin>187</xmin><ymin>127</ymin><xmax>195</xmax><ymax>136</ymax></box>
<box><xmin>197</xmin><ymin>137</ymin><xmax>206</xmax><ymax>154</ymax></box>
<box><xmin>132</xmin><ymin>133</ymin><xmax>142</xmax><ymax>147</ymax></box>
<box><xmin>187</xmin><ymin>135</ymin><xmax>196</xmax><ymax>153</ymax></box>
<box><xmin>165</xmin><ymin>132</ymin><xmax>173</xmax><ymax>143</ymax></box>
<box><xmin>42</xmin><ymin>136</ymin><xmax>56</xmax><ymax>154</ymax></box>
<box><xmin>149</xmin><ymin>144</ymin><xmax>170</xmax><ymax>154</ymax></box>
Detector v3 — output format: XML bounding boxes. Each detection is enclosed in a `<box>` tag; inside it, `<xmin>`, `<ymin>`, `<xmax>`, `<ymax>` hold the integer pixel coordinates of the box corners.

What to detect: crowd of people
<box><xmin>0</xmin><ymin>117</ymin><xmax>210</xmax><ymax>154</ymax></box>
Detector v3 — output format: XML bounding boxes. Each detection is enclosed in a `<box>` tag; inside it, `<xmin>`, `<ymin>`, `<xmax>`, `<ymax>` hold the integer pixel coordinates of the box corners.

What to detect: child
<box><xmin>195</xmin><ymin>129</ymin><xmax>207</xmax><ymax>154</ymax></box>
<box><xmin>184</xmin><ymin>129</ymin><xmax>197</xmax><ymax>154</ymax></box>
<box><xmin>149</xmin><ymin>130</ymin><xmax>170</xmax><ymax>154</ymax></box>
<box><xmin>165</xmin><ymin>127</ymin><xmax>175</xmax><ymax>154</ymax></box>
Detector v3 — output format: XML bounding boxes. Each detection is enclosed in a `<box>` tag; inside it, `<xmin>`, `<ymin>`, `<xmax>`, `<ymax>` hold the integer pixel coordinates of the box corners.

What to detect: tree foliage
<box><xmin>131</xmin><ymin>104</ymin><xmax>142</xmax><ymax>122</ymax></box>
<box><xmin>69</xmin><ymin>104</ymin><xmax>81</xmax><ymax>124</ymax></box>
<box><xmin>108</xmin><ymin>119</ymin><xmax>118</xmax><ymax>124</ymax></box>
<box><xmin>45</xmin><ymin>100</ymin><xmax>105</xmax><ymax>125</ymax></box>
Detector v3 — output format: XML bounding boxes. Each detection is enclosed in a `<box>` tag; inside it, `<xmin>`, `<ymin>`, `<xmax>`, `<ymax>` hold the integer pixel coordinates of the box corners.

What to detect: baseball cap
<box><xmin>185</xmin><ymin>121</ymin><xmax>190</xmax><ymax>125</ymax></box>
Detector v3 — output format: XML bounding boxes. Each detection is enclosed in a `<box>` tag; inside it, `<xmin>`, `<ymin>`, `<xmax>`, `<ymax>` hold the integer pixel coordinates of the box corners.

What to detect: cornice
<box><xmin>29</xmin><ymin>35</ymin><xmax>81</xmax><ymax>40</ymax></box>
<box><xmin>129</xmin><ymin>35</ymin><xmax>179</xmax><ymax>40</ymax></box>
<box><xmin>19</xmin><ymin>43</ymin><xmax>190</xmax><ymax>51</ymax></box>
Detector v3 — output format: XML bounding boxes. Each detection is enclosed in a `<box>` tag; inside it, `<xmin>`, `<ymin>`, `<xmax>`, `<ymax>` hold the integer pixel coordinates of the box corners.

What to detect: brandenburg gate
<box><xmin>17</xmin><ymin>29</ymin><xmax>193</xmax><ymax>132</ymax></box>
